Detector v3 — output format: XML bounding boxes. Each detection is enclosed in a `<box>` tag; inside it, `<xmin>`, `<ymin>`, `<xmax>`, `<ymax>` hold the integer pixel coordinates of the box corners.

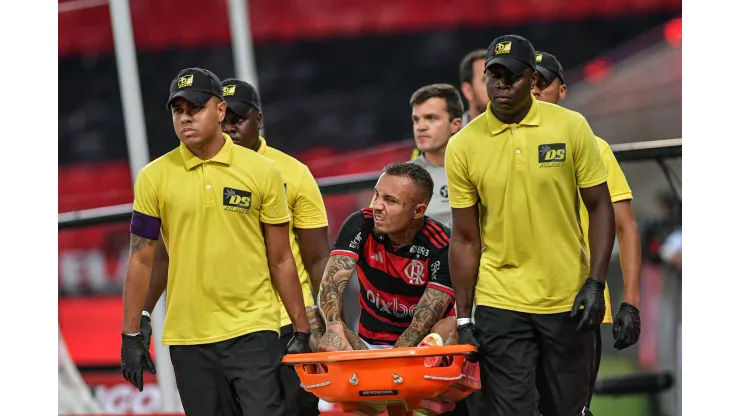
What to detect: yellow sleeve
<box><xmin>260</xmin><ymin>163</ymin><xmax>292</xmax><ymax>224</ymax></box>
<box><xmin>132</xmin><ymin>170</ymin><xmax>159</xmax><ymax>218</ymax></box>
<box><xmin>445</xmin><ymin>140</ymin><xmax>478</xmax><ymax>208</ymax></box>
<box><xmin>292</xmin><ymin>165</ymin><xmax>329</xmax><ymax>229</ymax></box>
<box><xmin>599</xmin><ymin>140</ymin><xmax>633</xmax><ymax>203</ymax></box>
<box><xmin>573</xmin><ymin>117</ymin><xmax>608</xmax><ymax>188</ymax></box>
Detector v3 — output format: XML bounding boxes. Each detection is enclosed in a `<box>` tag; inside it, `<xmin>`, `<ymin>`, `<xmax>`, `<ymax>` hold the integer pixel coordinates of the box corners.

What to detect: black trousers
<box><xmin>474</xmin><ymin>306</ymin><xmax>595</xmax><ymax>416</ymax></box>
<box><xmin>169</xmin><ymin>331</ymin><xmax>283</xmax><ymax>416</ymax></box>
<box><xmin>588</xmin><ymin>326</ymin><xmax>602</xmax><ymax>408</ymax></box>
<box><xmin>279</xmin><ymin>324</ymin><xmax>320</xmax><ymax>416</ymax></box>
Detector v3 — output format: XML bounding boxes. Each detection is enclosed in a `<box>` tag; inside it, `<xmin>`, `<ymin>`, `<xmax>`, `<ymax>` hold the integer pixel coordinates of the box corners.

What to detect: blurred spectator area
<box><xmin>59</xmin><ymin>0</ymin><xmax>681</xmax><ymax>167</ymax></box>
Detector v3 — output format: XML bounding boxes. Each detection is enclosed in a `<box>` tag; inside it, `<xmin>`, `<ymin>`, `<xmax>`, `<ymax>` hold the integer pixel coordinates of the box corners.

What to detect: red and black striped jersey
<box><xmin>330</xmin><ymin>208</ymin><xmax>455</xmax><ymax>346</ymax></box>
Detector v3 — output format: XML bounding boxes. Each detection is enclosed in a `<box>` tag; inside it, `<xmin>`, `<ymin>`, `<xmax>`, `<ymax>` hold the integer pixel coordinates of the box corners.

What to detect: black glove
<box><xmin>284</xmin><ymin>331</ymin><xmax>312</xmax><ymax>355</ymax></box>
<box><xmin>456</xmin><ymin>323</ymin><xmax>481</xmax><ymax>362</ymax></box>
<box><xmin>121</xmin><ymin>333</ymin><xmax>156</xmax><ymax>392</ymax></box>
<box><xmin>612</xmin><ymin>302</ymin><xmax>641</xmax><ymax>350</ymax></box>
<box><xmin>140</xmin><ymin>314</ymin><xmax>152</xmax><ymax>350</ymax></box>
<box><xmin>570</xmin><ymin>277</ymin><xmax>606</xmax><ymax>333</ymax></box>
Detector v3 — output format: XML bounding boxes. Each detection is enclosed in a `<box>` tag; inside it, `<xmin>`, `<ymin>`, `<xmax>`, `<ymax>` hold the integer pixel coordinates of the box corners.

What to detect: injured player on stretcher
<box><xmin>308</xmin><ymin>162</ymin><xmax>459</xmax><ymax>355</ymax></box>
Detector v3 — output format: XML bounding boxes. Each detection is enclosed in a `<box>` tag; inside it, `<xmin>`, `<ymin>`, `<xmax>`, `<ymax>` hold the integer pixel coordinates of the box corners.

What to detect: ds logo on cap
<box><xmin>494</xmin><ymin>41</ymin><xmax>512</xmax><ymax>55</ymax></box>
<box><xmin>536</xmin><ymin>53</ymin><xmax>543</xmax><ymax>62</ymax></box>
<box><xmin>177</xmin><ymin>74</ymin><xmax>194</xmax><ymax>89</ymax></box>
<box><xmin>223</xmin><ymin>85</ymin><xmax>236</xmax><ymax>96</ymax></box>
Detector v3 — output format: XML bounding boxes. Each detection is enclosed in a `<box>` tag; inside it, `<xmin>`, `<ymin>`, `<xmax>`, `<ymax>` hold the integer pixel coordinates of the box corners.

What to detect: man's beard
<box><xmin>373</xmin><ymin>226</ymin><xmax>387</xmax><ymax>236</ymax></box>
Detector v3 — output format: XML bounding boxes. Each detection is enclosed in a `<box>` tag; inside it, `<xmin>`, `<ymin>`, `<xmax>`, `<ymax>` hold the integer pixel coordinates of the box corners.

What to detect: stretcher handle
<box><xmin>282</xmin><ymin>345</ymin><xmax>477</xmax><ymax>365</ymax></box>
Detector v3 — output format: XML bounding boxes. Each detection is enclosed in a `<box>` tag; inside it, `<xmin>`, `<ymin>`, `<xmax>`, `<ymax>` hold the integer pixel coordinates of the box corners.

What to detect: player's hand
<box><xmin>121</xmin><ymin>333</ymin><xmax>156</xmax><ymax>392</ymax></box>
<box><xmin>570</xmin><ymin>277</ymin><xmax>606</xmax><ymax>333</ymax></box>
<box><xmin>456</xmin><ymin>323</ymin><xmax>481</xmax><ymax>362</ymax></box>
<box><xmin>318</xmin><ymin>321</ymin><xmax>353</xmax><ymax>352</ymax></box>
<box><xmin>612</xmin><ymin>302</ymin><xmax>641</xmax><ymax>350</ymax></box>
<box><xmin>285</xmin><ymin>331</ymin><xmax>312</xmax><ymax>355</ymax></box>
<box><xmin>140</xmin><ymin>314</ymin><xmax>153</xmax><ymax>350</ymax></box>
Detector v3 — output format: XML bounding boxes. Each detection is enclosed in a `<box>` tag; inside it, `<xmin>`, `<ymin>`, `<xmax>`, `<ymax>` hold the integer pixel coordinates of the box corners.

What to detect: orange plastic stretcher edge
<box><xmin>282</xmin><ymin>345</ymin><xmax>481</xmax><ymax>416</ymax></box>
<box><xmin>282</xmin><ymin>344</ymin><xmax>477</xmax><ymax>364</ymax></box>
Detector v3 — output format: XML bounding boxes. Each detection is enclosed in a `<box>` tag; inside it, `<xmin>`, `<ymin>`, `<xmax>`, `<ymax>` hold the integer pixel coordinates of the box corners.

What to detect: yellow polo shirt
<box><xmin>446</xmin><ymin>98</ymin><xmax>608</xmax><ymax>314</ymax></box>
<box><xmin>579</xmin><ymin>137</ymin><xmax>633</xmax><ymax>324</ymax></box>
<box><xmin>133</xmin><ymin>133</ymin><xmax>291</xmax><ymax>345</ymax></box>
<box><xmin>256</xmin><ymin>137</ymin><xmax>329</xmax><ymax>327</ymax></box>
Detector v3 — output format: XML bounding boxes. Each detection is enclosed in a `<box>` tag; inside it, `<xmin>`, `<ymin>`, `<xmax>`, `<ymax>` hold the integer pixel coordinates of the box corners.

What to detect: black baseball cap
<box><xmin>535</xmin><ymin>52</ymin><xmax>565</xmax><ymax>84</ymax></box>
<box><xmin>221</xmin><ymin>78</ymin><xmax>262</xmax><ymax>117</ymax></box>
<box><xmin>166</xmin><ymin>67</ymin><xmax>224</xmax><ymax>110</ymax></box>
<box><xmin>485</xmin><ymin>34</ymin><xmax>537</xmax><ymax>76</ymax></box>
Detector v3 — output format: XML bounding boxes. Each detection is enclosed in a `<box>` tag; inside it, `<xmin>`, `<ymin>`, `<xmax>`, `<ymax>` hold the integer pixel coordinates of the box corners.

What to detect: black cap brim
<box><xmin>225</xmin><ymin>99</ymin><xmax>257</xmax><ymax>118</ymax></box>
<box><xmin>486</xmin><ymin>57</ymin><xmax>529</xmax><ymax>76</ymax></box>
<box><xmin>535</xmin><ymin>66</ymin><xmax>559</xmax><ymax>83</ymax></box>
<box><xmin>166</xmin><ymin>90</ymin><xmax>213</xmax><ymax>109</ymax></box>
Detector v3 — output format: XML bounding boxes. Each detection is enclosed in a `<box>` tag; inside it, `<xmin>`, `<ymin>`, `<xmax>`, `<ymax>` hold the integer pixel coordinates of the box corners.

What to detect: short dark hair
<box><xmin>409</xmin><ymin>84</ymin><xmax>464</xmax><ymax>120</ymax></box>
<box><xmin>459</xmin><ymin>49</ymin><xmax>487</xmax><ymax>84</ymax></box>
<box><xmin>382</xmin><ymin>162</ymin><xmax>434</xmax><ymax>203</ymax></box>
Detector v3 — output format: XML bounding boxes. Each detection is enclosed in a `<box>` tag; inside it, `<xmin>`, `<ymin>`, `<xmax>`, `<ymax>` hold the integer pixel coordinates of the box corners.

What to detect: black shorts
<box><xmin>279</xmin><ymin>324</ymin><xmax>320</xmax><ymax>416</ymax></box>
<box><xmin>474</xmin><ymin>306</ymin><xmax>595</xmax><ymax>416</ymax></box>
<box><xmin>169</xmin><ymin>330</ymin><xmax>283</xmax><ymax>416</ymax></box>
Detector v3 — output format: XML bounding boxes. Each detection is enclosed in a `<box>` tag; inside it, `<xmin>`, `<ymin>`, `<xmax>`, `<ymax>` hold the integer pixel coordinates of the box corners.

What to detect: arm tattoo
<box><xmin>345</xmin><ymin>329</ymin><xmax>369</xmax><ymax>350</ymax></box>
<box><xmin>130</xmin><ymin>234</ymin><xmax>157</xmax><ymax>253</ymax></box>
<box><xmin>317</xmin><ymin>322</ymin><xmax>369</xmax><ymax>352</ymax></box>
<box><xmin>394</xmin><ymin>288</ymin><xmax>452</xmax><ymax>348</ymax></box>
<box><xmin>307</xmin><ymin>307</ymin><xmax>326</xmax><ymax>352</ymax></box>
<box><xmin>317</xmin><ymin>255</ymin><xmax>357</xmax><ymax>323</ymax></box>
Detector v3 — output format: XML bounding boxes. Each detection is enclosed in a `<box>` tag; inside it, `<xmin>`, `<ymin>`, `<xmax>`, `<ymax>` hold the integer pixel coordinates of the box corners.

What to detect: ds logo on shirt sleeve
<box><xmin>538</xmin><ymin>143</ymin><xmax>566</xmax><ymax>167</ymax></box>
<box><xmin>223</xmin><ymin>187</ymin><xmax>252</xmax><ymax>213</ymax></box>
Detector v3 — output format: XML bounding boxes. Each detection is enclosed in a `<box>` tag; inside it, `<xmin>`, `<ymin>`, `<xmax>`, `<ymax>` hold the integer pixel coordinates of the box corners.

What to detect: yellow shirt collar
<box><xmin>485</xmin><ymin>94</ymin><xmax>541</xmax><ymax>135</ymax></box>
<box><xmin>256</xmin><ymin>136</ymin><xmax>267</xmax><ymax>155</ymax></box>
<box><xmin>180</xmin><ymin>132</ymin><xmax>234</xmax><ymax>170</ymax></box>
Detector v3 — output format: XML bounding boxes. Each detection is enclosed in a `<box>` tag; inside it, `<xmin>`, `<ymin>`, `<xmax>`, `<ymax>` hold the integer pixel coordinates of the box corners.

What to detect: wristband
<box><xmin>124</xmin><ymin>332</ymin><xmax>141</xmax><ymax>336</ymax></box>
<box><xmin>142</xmin><ymin>311</ymin><xmax>151</xmax><ymax>319</ymax></box>
<box><xmin>457</xmin><ymin>318</ymin><xmax>472</xmax><ymax>326</ymax></box>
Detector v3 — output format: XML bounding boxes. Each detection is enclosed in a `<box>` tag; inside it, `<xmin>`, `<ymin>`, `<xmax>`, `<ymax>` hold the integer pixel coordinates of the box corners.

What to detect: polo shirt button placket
<box><xmin>202</xmin><ymin>162</ymin><xmax>216</xmax><ymax>205</ymax></box>
<box><xmin>512</xmin><ymin>125</ymin><xmax>526</xmax><ymax>169</ymax></box>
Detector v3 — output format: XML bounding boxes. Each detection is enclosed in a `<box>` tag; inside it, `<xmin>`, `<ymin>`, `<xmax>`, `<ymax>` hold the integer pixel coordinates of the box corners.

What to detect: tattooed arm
<box><xmin>316</xmin><ymin>254</ymin><xmax>369</xmax><ymax>351</ymax></box>
<box><xmin>317</xmin><ymin>254</ymin><xmax>357</xmax><ymax>322</ymax></box>
<box><xmin>395</xmin><ymin>288</ymin><xmax>453</xmax><ymax>348</ymax></box>
<box><xmin>122</xmin><ymin>234</ymin><xmax>158</xmax><ymax>334</ymax></box>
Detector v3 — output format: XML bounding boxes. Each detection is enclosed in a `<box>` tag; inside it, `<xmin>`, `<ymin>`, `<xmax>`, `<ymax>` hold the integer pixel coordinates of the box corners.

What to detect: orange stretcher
<box><xmin>282</xmin><ymin>345</ymin><xmax>480</xmax><ymax>416</ymax></box>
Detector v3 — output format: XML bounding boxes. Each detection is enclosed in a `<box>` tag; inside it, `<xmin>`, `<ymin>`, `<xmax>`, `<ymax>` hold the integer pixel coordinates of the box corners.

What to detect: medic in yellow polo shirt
<box><xmin>141</xmin><ymin>78</ymin><xmax>330</xmax><ymax>416</ymax></box>
<box><xmin>446</xmin><ymin>35</ymin><xmax>616</xmax><ymax>416</ymax></box>
<box><xmin>119</xmin><ymin>67</ymin><xmax>311</xmax><ymax>416</ymax></box>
